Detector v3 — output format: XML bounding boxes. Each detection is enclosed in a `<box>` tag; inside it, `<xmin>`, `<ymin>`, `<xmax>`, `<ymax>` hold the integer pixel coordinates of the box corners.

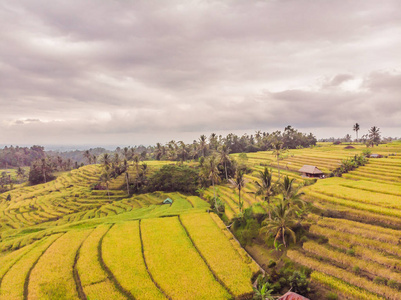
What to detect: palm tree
<box><xmin>133</xmin><ymin>155</ymin><xmax>140</xmax><ymax>172</ymax></box>
<box><xmin>254</xmin><ymin>167</ymin><xmax>276</xmax><ymax>219</ymax></box>
<box><xmin>203</xmin><ymin>155</ymin><xmax>221</xmax><ymax>200</ymax></box>
<box><xmin>100</xmin><ymin>153</ymin><xmax>111</xmax><ymax>171</ymax></box>
<box><xmin>199</xmin><ymin>135</ymin><xmax>208</xmax><ymax>157</ymax></box>
<box><xmin>368</xmin><ymin>126</ymin><xmax>381</xmax><ymax>146</ymax></box>
<box><xmin>253</xmin><ymin>283</ymin><xmax>274</xmax><ymax>300</ymax></box>
<box><xmin>100</xmin><ymin>171</ymin><xmax>112</xmax><ymax>201</ymax></box>
<box><xmin>271</xmin><ymin>140</ymin><xmax>285</xmax><ymax>181</ymax></box>
<box><xmin>84</xmin><ymin>150</ymin><xmax>92</xmax><ymax>164</ymax></box>
<box><xmin>123</xmin><ymin>159</ymin><xmax>130</xmax><ymax>195</ymax></box>
<box><xmin>112</xmin><ymin>153</ymin><xmax>120</xmax><ymax>171</ymax></box>
<box><xmin>353</xmin><ymin>123</ymin><xmax>360</xmax><ymax>142</ymax></box>
<box><xmin>132</xmin><ymin>155</ymin><xmax>141</xmax><ymax>189</ymax></box>
<box><xmin>255</xmin><ymin>130</ymin><xmax>262</xmax><ymax>146</ymax></box>
<box><xmin>17</xmin><ymin>167</ymin><xmax>25</xmax><ymax>184</ymax></box>
<box><xmin>281</xmin><ymin>176</ymin><xmax>305</xmax><ymax>208</ymax></box>
<box><xmin>155</xmin><ymin>143</ymin><xmax>162</xmax><ymax>160</ymax></box>
<box><xmin>218</xmin><ymin>145</ymin><xmax>231</xmax><ymax>180</ymax></box>
<box><xmin>260</xmin><ymin>197</ymin><xmax>296</xmax><ymax>248</ymax></box>
<box><xmin>66</xmin><ymin>158</ymin><xmax>72</xmax><ymax>170</ymax></box>
<box><xmin>123</xmin><ymin>147</ymin><xmax>130</xmax><ymax>160</ymax></box>
<box><xmin>229</xmin><ymin>169</ymin><xmax>246</xmax><ymax>213</ymax></box>
<box><xmin>178</xmin><ymin>141</ymin><xmax>188</xmax><ymax>164</ymax></box>
<box><xmin>209</xmin><ymin>133</ymin><xmax>218</xmax><ymax>151</ymax></box>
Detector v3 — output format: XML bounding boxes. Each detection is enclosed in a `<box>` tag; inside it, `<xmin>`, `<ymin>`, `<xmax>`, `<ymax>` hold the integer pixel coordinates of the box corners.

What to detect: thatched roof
<box><xmin>298</xmin><ymin>165</ymin><xmax>324</xmax><ymax>174</ymax></box>
<box><xmin>278</xmin><ymin>292</ymin><xmax>309</xmax><ymax>300</ymax></box>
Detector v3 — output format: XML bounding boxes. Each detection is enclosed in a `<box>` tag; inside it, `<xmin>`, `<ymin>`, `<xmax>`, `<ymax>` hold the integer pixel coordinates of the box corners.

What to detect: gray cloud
<box><xmin>0</xmin><ymin>0</ymin><xmax>400</xmax><ymax>146</ymax></box>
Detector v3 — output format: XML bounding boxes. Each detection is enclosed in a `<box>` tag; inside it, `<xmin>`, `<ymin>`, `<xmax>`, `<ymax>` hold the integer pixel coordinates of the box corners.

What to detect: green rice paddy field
<box><xmin>0</xmin><ymin>161</ymin><xmax>260</xmax><ymax>300</ymax></box>
<box><xmin>0</xmin><ymin>141</ymin><xmax>400</xmax><ymax>299</ymax></box>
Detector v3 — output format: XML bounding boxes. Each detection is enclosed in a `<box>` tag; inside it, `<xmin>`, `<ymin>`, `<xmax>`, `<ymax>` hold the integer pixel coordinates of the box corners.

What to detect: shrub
<box><xmin>346</xmin><ymin>248</ymin><xmax>355</xmax><ymax>256</ymax></box>
<box><xmin>352</xmin><ymin>266</ymin><xmax>360</xmax><ymax>274</ymax></box>
<box><xmin>387</xmin><ymin>279</ymin><xmax>401</xmax><ymax>290</ymax></box>
<box><xmin>267</xmin><ymin>260</ymin><xmax>276</xmax><ymax>268</ymax></box>
<box><xmin>146</xmin><ymin>164</ymin><xmax>199</xmax><ymax>194</ymax></box>
<box><xmin>271</xmin><ymin>282</ymin><xmax>281</xmax><ymax>293</ymax></box>
<box><xmin>373</xmin><ymin>276</ymin><xmax>387</xmax><ymax>285</ymax></box>
<box><xmin>289</xmin><ymin>271</ymin><xmax>310</xmax><ymax>295</ymax></box>
<box><xmin>278</xmin><ymin>277</ymin><xmax>287</xmax><ymax>286</ymax></box>
<box><xmin>326</xmin><ymin>292</ymin><xmax>338</xmax><ymax>300</ymax></box>
<box><xmin>300</xmin><ymin>236</ymin><xmax>308</xmax><ymax>243</ymax></box>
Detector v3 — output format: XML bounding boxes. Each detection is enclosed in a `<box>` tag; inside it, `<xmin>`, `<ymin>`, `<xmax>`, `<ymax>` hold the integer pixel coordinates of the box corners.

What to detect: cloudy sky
<box><xmin>1</xmin><ymin>0</ymin><xmax>400</xmax><ymax>148</ymax></box>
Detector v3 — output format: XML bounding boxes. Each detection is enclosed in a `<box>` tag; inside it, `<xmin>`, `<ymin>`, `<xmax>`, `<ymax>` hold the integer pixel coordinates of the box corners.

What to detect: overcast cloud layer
<box><xmin>1</xmin><ymin>0</ymin><xmax>400</xmax><ymax>147</ymax></box>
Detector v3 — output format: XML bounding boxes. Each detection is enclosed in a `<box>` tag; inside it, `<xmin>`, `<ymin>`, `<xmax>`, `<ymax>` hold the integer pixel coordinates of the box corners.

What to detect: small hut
<box><xmin>163</xmin><ymin>198</ymin><xmax>173</xmax><ymax>204</ymax></box>
<box><xmin>298</xmin><ymin>165</ymin><xmax>324</xmax><ymax>178</ymax></box>
<box><xmin>278</xmin><ymin>292</ymin><xmax>309</xmax><ymax>300</ymax></box>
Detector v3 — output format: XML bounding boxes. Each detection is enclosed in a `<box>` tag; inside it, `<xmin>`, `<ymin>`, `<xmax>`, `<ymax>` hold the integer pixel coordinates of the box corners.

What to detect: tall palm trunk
<box><xmin>238</xmin><ymin>186</ymin><xmax>242</xmax><ymax>212</ymax></box>
<box><xmin>224</xmin><ymin>162</ymin><xmax>228</xmax><ymax>180</ymax></box>
<box><xmin>125</xmin><ymin>172</ymin><xmax>130</xmax><ymax>195</ymax></box>
<box><xmin>277</xmin><ymin>155</ymin><xmax>280</xmax><ymax>180</ymax></box>
<box><xmin>212</xmin><ymin>178</ymin><xmax>216</xmax><ymax>199</ymax></box>
<box><xmin>266</xmin><ymin>196</ymin><xmax>271</xmax><ymax>219</ymax></box>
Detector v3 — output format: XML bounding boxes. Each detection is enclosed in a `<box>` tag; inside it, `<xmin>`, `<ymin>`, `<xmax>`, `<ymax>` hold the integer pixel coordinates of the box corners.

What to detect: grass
<box><xmin>101</xmin><ymin>221</ymin><xmax>165</xmax><ymax>300</ymax></box>
<box><xmin>303</xmin><ymin>241</ymin><xmax>401</xmax><ymax>284</ymax></box>
<box><xmin>141</xmin><ymin>217</ymin><xmax>231</xmax><ymax>299</ymax></box>
<box><xmin>0</xmin><ymin>233</ymin><xmax>61</xmax><ymax>300</ymax></box>
<box><xmin>27</xmin><ymin>229</ymin><xmax>91</xmax><ymax>300</ymax></box>
<box><xmin>315</xmin><ymin>217</ymin><xmax>401</xmax><ymax>245</ymax></box>
<box><xmin>180</xmin><ymin>213</ymin><xmax>254</xmax><ymax>298</ymax></box>
<box><xmin>288</xmin><ymin>250</ymin><xmax>399</xmax><ymax>300</ymax></box>
<box><xmin>311</xmin><ymin>271</ymin><xmax>383</xmax><ymax>300</ymax></box>
<box><xmin>76</xmin><ymin>224</ymin><xmax>125</xmax><ymax>299</ymax></box>
<box><xmin>310</xmin><ymin>225</ymin><xmax>401</xmax><ymax>257</ymax></box>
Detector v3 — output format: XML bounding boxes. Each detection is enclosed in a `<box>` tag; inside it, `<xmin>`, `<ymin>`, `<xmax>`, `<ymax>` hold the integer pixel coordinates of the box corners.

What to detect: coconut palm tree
<box><xmin>199</xmin><ymin>135</ymin><xmax>208</xmax><ymax>157</ymax></box>
<box><xmin>260</xmin><ymin>197</ymin><xmax>296</xmax><ymax>248</ymax></box>
<box><xmin>254</xmin><ymin>167</ymin><xmax>276</xmax><ymax>219</ymax></box>
<box><xmin>229</xmin><ymin>169</ymin><xmax>246</xmax><ymax>213</ymax></box>
<box><xmin>209</xmin><ymin>133</ymin><xmax>218</xmax><ymax>151</ymax></box>
<box><xmin>253</xmin><ymin>283</ymin><xmax>274</xmax><ymax>300</ymax></box>
<box><xmin>281</xmin><ymin>176</ymin><xmax>305</xmax><ymax>207</ymax></box>
<box><xmin>100</xmin><ymin>153</ymin><xmax>111</xmax><ymax>171</ymax></box>
<box><xmin>17</xmin><ymin>167</ymin><xmax>25</xmax><ymax>183</ymax></box>
<box><xmin>123</xmin><ymin>147</ymin><xmax>130</xmax><ymax>160</ymax></box>
<box><xmin>84</xmin><ymin>150</ymin><xmax>92</xmax><ymax>165</ymax></box>
<box><xmin>178</xmin><ymin>141</ymin><xmax>188</xmax><ymax>164</ymax></box>
<box><xmin>353</xmin><ymin>123</ymin><xmax>360</xmax><ymax>142</ymax></box>
<box><xmin>133</xmin><ymin>155</ymin><xmax>140</xmax><ymax>172</ymax></box>
<box><xmin>218</xmin><ymin>145</ymin><xmax>231</xmax><ymax>180</ymax></box>
<box><xmin>155</xmin><ymin>143</ymin><xmax>162</xmax><ymax>160</ymax></box>
<box><xmin>271</xmin><ymin>140</ymin><xmax>285</xmax><ymax>181</ymax></box>
<box><xmin>203</xmin><ymin>155</ymin><xmax>221</xmax><ymax>201</ymax></box>
<box><xmin>123</xmin><ymin>159</ymin><xmax>130</xmax><ymax>195</ymax></box>
<box><xmin>368</xmin><ymin>126</ymin><xmax>381</xmax><ymax>146</ymax></box>
<box><xmin>100</xmin><ymin>171</ymin><xmax>112</xmax><ymax>201</ymax></box>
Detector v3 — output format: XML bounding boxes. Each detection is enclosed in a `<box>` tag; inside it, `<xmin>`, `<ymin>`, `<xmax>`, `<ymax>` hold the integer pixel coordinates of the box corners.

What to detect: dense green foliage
<box><xmin>0</xmin><ymin>145</ymin><xmax>45</xmax><ymax>168</ymax></box>
<box><xmin>146</xmin><ymin>164</ymin><xmax>199</xmax><ymax>194</ymax></box>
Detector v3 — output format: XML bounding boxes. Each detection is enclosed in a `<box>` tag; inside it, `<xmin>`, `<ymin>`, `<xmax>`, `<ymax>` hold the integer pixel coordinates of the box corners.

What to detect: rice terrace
<box><xmin>0</xmin><ymin>129</ymin><xmax>400</xmax><ymax>300</ymax></box>
<box><xmin>1</xmin><ymin>1</ymin><xmax>401</xmax><ymax>299</ymax></box>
